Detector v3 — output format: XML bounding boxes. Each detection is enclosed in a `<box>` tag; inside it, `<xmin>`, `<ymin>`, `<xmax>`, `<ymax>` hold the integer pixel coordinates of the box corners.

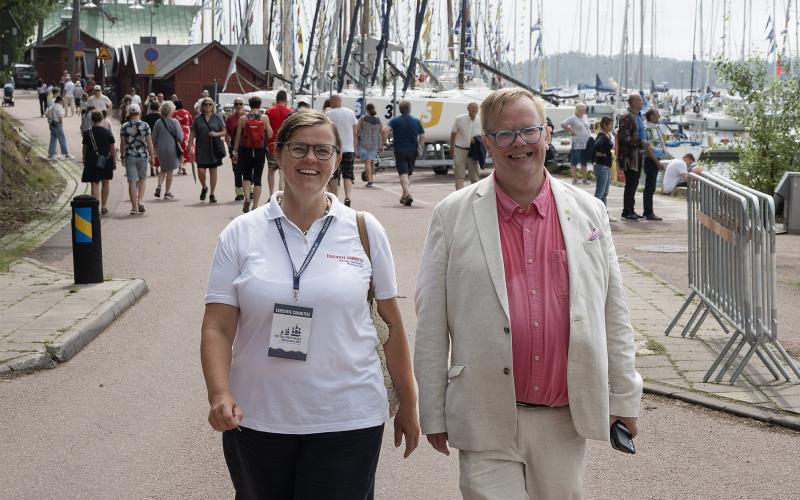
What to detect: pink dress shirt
<box><xmin>495</xmin><ymin>174</ymin><xmax>570</xmax><ymax>407</ymax></box>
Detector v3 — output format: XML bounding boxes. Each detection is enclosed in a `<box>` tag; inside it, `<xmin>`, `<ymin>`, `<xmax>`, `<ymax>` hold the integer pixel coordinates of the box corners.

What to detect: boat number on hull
<box><xmin>419</xmin><ymin>101</ymin><xmax>443</xmax><ymax>128</ymax></box>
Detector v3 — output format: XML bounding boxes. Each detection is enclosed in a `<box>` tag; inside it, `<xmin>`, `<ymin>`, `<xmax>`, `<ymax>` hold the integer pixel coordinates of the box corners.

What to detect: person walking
<box><xmin>225</xmin><ymin>98</ymin><xmax>247</xmax><ymax>201</ymax></box>
<box><xmin>387</xmin><ymin>100</ymin><xmax>425</xmax><ymax>206</ymax></box>
<box><xmin>119</xmin><ymin>104</ymin><xmax>155</xmax><ymax>215</ymax></box>
<box><xmin>172</xmin><ymin>100</ymin><xmax>193</xmax><ymax>175</ymax></box>
<box><xmin>130</xmin><ymin>87</ymin><xmax>142</xmax><ymax>107</ymax></box>
<box><xmin>63</xmin><ymin>76</ymin><xmax>75</xmax><ymax>117</ymax></box>
<box><xmin>617</xmin><ymin>94</ymin><xmax>645</xmax><ymax>221</ymax></box>
<box><xmin>36</xmin><ymin>79</ymin><xmax>48</xmax><ymax>117</ymax></box>
<box><xmin>190</xmin><ymin>97</ymin><xmax>226</xmax><ymax>203</ymax></box>
<box><xmin>265</xmin><ymin>90</ymin><xmax>293</xmax><ymax>195</ymax></box>
<box><xmin>561</xmin><ymin>103</ymin><xmax>592</xmax><ymax>184</ymax></box>
<box><xmin>85</xmin><ymin>85</ymin><xmax>112</xmax><ymax>114</ymax></box>
<box><xmin>73</xmin><ymin>82</ymin><xmax>84</xmax><ymax>114</ymax></box>
<box><xmin>45</xmin><ymin>96</ymin><xmax>71</xmax><ymax>161</ymax></box>
<box><xmin>151</xmin><ymin>101</ymin><xmax>184</xmax><ymax>200</ymax></box>
<box><xmin>591</xmin><ymin>116</ymin><xmax>615</xmax><ymax>209</ymax></box>
<box><xmin>233</xmin><ymin>96</ymin><xmax>272</xmax><ymax>213</ymax></box>
<box><xmin>201</xmin><ymin>110</ymin><xmax>419</xmax><ymax>499</ymax></box>
<box><xmin>642</xmin><ymin>108</ymin><xmax>665</xmax><ymax>221</ymax></box>
<box><xmin>356</xmin><ymin>103</ymin><xmax>384</xmax><ymax>187</ymax></box>
<box><xmin>325</xmin><ymin>94</ymin><xmax>358</xmax><ymax>207</ymax></box>
<box><xmin>81</xmin><ymin>110</ymin><xmax>116</xmax><ymax>215</ymax></box>
<box><xmin>144</xmin><ymin>100</ymin><xmax>163</xmax><ymax>177</ymax></box>
<box><xmin>414</xmin><ymin>88</ymin><xmax>642</xmax><ymax>499</ymax></box>
<box><xmin>449</xmin><ymin>102</ymin><xmax>482</xmax><ymax>190</ymax></box>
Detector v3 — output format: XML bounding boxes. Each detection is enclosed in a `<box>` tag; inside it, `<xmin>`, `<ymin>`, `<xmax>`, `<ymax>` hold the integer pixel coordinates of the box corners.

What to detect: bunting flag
<box><xmin>534</xmin><ymin>33</ymin><xmax>542</xmax><ymax>56</ymax></box>
<box><xmin>765</xmin><ymin>16</ymin><xmax>773</xmax><ymax>30</ymax></box>
<box><xmin>531</xmin><ymin>17</ymin><xmax>541</xmax><ymax>32</ymax></box>
<box><xmin>505</xmin><ymin>41</ymin><xmax>511</xmax><ymax>53</ymax></box>
<box><xmin>454</xmin><ymin>11</ymin><xmax>461</xmax><ymax>35</ymax></box>
<box><xmin>776</xmin><ymin>54</ymin><xmax>783</xmax><ymax>75</ymax></box>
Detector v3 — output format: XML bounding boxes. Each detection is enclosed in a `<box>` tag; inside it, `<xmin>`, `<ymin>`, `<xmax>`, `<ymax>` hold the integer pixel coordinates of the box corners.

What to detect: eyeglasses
<box><xmin>234</xmin><ymin>103</ymin><xmax>243</xmax><ymax>107</ymax></box>
<box><xmin>202</xmin><ymin>103</ymin><xmax>214</xmax><ymax>107</ymax></box>
<box><xmin>279</xmin><ymin>142</ymin><xmax>339</xmax><ymax>160</ymax></box>
<box><xmin>485</xmin><ymin>125</ymin><xmax>546</xmax><ymax>149</ymax></box>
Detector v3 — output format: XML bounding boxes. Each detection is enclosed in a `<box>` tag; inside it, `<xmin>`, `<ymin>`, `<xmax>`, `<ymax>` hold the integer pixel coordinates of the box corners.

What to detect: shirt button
<box><xmin>534</xmin><ymin>355</ymin><xmax>540</xmax><ymax>361</ymax></box>
<box><xmin>533</xmin><ymin>386</ymin><xmax>539</xmax><ymax>391</ymax></box>
<box><xmin>517</xmin><ymin>208</ymin><xmax>524</xmax><ymax>214</ymax></box>
<box><xmin>528</xmin><ymin>258</ymin><xmax>534</xmax><ymax>264</ymax></box>
<box><xmin>503</xmin><ymin>367</ymin><xmax>510</xmax><ymax>375</ymax></box>
<box><xmin>533</xmin><ymin>321</ymin><xmax>540</xmax><ymax>328</ymax></box>
<box><xmin>529</xmin><ymin>289</ymin><xmax>535</xmax><ymax>296</ymax></box>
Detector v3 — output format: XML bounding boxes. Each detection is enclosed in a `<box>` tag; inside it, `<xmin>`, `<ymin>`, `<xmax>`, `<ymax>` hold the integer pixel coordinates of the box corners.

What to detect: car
<box><xmin>13</xmin><ymin>64</ymin><xmax>38</xmax><ymax>90</ymax></box>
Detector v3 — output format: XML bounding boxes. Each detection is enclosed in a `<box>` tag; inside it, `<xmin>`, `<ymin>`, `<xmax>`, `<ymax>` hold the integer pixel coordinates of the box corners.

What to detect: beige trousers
<box><xmin>459</xmin><ymin>406</ymin><xmax>586</xmax><ymax>500</ymax></box>
<box><xmin>453</xmin><ymin>147</ymin><xmax>480</xmax><ymax>183</ymax></box>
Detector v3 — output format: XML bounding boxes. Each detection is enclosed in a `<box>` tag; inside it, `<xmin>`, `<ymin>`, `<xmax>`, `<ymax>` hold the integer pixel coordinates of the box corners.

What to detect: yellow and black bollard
<box><xmin>70</xmin><ymin>195</ymin><xmax>103</xmax><ymax>284</ymax></box>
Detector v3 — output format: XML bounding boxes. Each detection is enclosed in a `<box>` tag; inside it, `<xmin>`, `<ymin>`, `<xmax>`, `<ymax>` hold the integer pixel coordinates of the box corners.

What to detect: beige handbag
<box><xmin>356</xmin><ymin>211</ymin><xmax>400</xmax><ymax>418</ymax></box>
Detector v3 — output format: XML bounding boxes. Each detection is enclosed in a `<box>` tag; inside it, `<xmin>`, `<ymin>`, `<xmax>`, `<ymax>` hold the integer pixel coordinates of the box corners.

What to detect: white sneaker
<box><xmin>65</xmin><ymin>154</ymin><xmax>75</xmax><ymax>159</ymax></box>
<box><xmin>48</xmin><ymin>156</ymin><xmax>58</xmax><ymax>161</ymax></box>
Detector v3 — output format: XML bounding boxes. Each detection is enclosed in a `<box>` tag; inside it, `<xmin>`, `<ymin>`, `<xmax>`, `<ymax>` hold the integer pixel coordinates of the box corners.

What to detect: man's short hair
<box><xmin>479</xmin><ymin>88</ymin><xmax>545</xmax><ymax>133</ymax></box>
<box><xmin>91</xmin><ymin>110</ymin><xmax>103</xmax><ymax>123</ymax></box>
<box><xmin>149</xmin><ymin>100</ymin><xmax>160</xmax><ymax>111</ymax></box>
<box><xmin>683</xmin><ymin>153</ymin><xmax>696</xmax><ymax>163</ymax></box>
<box><xmin>398</xmin><ymin>100</ymin><xmax>412</xmax><ymax>114</ymax></box>
<box><xmin>628</xmin><ymin>93</ymin><xmax>642</xmax><ymax>104</ymax></box>
<box><xmin>248</xmin><ymin>96</ymin><xmax>262</xmax><ymax>108</ymax></box>
<box><xmin>276</xmin><ymin>90</ymin><xmax>288</xmax><ymax>103</ymax></box>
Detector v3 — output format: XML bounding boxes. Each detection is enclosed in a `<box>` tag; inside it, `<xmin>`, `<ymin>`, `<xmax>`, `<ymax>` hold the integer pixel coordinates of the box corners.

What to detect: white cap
<box><xmin>128</xmin><ymin>103</ymin><xmax>141</xmax><ymax>114</ymax></box>
<box><xmin>93</xmin><ymin>85</ymin><xmax>101</xmax><ymax>91</ymax></box>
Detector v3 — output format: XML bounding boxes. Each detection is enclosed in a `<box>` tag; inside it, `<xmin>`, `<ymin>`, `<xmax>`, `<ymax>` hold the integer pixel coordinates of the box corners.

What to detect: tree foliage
<box><xmin>1</xmin><ymin>0</ymin><xmax>59</xmax><ymax>76</ymax></box>
<box><xmin>714</xmin><ymin>57</ymin><xmax>800</xmax><ymax>194</ymax></box>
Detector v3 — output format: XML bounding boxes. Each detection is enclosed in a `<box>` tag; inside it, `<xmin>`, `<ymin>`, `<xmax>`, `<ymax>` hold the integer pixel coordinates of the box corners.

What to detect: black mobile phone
<box><xmin>610</xmin><ymin>420</ymin><xmax>636</xmax><ymax>454</ymax></box>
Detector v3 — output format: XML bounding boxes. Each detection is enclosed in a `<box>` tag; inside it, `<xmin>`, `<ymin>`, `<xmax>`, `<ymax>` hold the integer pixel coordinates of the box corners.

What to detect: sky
<box><xmin>179</xmin><ymin>0</ymin><xmax>795</xmax><ymax>62</ymax></box>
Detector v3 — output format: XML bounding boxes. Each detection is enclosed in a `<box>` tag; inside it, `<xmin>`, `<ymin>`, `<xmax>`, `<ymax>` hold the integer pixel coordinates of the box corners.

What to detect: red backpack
<box><xmin>241</xmin><ymin>112</ymin><xmax>266</xmax><ymax>149</ymax></box>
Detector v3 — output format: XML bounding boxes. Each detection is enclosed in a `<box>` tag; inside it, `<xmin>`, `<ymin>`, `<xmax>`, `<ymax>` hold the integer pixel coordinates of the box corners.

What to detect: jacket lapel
<box><xmin>473</xmin><ymin>177</ymin><xmax>510</xmax><ymax>319</ymax></box>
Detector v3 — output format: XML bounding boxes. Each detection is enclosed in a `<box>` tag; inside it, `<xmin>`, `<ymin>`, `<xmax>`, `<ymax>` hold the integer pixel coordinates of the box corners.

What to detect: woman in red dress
<box><xmin>172</xmin><ymin>100</ymin><xmax>194</xmax><ymax>175</ymax></box>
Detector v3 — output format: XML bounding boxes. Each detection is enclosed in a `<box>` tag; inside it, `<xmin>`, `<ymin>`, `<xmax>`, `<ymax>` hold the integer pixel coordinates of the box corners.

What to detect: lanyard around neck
<box><xmin>275</xmin><ymin>215</ymin><xmax>333</xmax><ymax>301</ymax></box>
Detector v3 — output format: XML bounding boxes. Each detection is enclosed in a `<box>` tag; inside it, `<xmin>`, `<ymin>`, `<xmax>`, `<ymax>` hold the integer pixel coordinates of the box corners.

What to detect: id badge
<box><xmin>268</xmin><ymin>303</ymin><xmax>313</xmax><ymax>361</ymax></box>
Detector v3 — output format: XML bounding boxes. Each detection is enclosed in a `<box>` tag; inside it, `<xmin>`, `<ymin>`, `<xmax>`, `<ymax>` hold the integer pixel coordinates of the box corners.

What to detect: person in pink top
<box><xmin>171</xmin><ymin>99</ymin><xmax>193</xmax><ymax>175</ymax></box>
<box><xmin>414</xmin><ymin>88</ymin><xmax>642</xmax><ymax>499</ymax></box>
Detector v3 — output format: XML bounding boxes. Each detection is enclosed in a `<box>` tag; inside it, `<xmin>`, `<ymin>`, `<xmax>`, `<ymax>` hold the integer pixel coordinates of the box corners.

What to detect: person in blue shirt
<box><xmin>642</xmin><ymin>108</ymin><xmax>666</xmax><ymax>221</ymax></box>
<box><xmin>388</xmin><ymin>101</ymin><xmax>425</xmax><ymax>206</ymax></box>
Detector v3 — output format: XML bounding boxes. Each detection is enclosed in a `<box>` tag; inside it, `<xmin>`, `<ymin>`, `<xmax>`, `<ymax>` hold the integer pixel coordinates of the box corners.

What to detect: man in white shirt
<box><xmin>130</xmin><ymin>86</ymin><xmax>142</xmax><ymax>107</ymax></box>
<box><xmin>325</xmin><ymin>94</ymin><xmax>358</xmax><ymax>206</ymax></box>
<box><xmin>663</xmin><ymin>153</ymin><xmax>703</xmax><ymax>194</ymax></box>
<box><xmin>560</xmin><ymin>103</ymin><xmax>592</xmax><ymax>184</ymax></box>
<box><xmin>449</xmin><ymin>102</ymin><xmax>481</xmax><ymax>190</ymax></box>
<box><xmin>85</xmin><ymin>85</ymin><xmax>112</xmax><ymax>114</ymax></box>
<box><xmin>63</xmin><ymin>76</ymin><xmax>76</xmax><ymax>117</ymax></box>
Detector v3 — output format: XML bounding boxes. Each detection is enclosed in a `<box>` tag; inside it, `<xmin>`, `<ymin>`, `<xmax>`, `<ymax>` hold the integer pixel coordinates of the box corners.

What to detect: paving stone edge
<box><xmin>46</xmin><ymin>279</ymin><xmax>149</xmax><ymax>362</ymax></box>
<box><xmin>644</xmin><ymin>381</ymin><xmax>800</xmax><ymax>431</ymax></box>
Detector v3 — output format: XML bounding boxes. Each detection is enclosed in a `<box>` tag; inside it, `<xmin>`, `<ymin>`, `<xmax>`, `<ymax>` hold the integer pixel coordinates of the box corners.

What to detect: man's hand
<box><xmin>426</xmin><ymin>432</ymin><xmax>450</xmax><ymax>456</ymax></box>
<box><xmin>208</xmin><ymin>392</ymin><xmax>243</xmax><ymax>432</ymax></box>
<box><xmin>393</xmin><ymin>405</ymin><xmax>421</xmax><ymax>459</ymax></box>
<box><xmin>610</xmin><ymin>415</ymin><xmax>639</xmax><ymax>438</ymax></box>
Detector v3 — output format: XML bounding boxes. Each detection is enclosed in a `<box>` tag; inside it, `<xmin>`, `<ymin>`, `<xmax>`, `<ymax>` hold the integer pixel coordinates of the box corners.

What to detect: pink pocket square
<box><xmin>589</xmin><ymin>227</ymin><xmax>601</xmax><ymax>241</ymax></box>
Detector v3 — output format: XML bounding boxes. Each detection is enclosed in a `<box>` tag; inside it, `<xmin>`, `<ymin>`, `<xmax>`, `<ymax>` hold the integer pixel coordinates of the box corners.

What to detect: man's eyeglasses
<box><xmin>279</xmin><ymin>142</ymin><xmax>339</xmax><ymax>160</ymax></box>
<box><xmin>234</xmin><ymin>102</ymin><xmax>243</xmax><ymax>107</ymax></box>
<box><xmin>485</xmin><ymin>125</ymin><xmax>546</xmax><ymax>149</ymax></box>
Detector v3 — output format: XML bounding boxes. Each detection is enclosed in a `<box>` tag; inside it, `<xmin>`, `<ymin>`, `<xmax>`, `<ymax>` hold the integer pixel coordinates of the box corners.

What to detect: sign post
<box><xmin>144</xmin><ymin>47</ymin><xmax>159</xmax><ymax>92</ymax></box>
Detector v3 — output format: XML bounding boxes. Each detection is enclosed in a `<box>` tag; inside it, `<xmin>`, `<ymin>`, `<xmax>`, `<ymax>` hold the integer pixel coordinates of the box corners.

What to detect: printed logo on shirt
<box><xmin>326</xmin><ymin>253</ymin><xmax>366</xmax><ymax>267</ymax></box>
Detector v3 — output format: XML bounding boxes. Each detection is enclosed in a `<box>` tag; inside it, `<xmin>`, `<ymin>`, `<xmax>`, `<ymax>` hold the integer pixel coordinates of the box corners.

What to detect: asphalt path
<box><xmin>1</xmin><ymin>91</ymin><xmax>799</xmax><ymax>499</ymax></box>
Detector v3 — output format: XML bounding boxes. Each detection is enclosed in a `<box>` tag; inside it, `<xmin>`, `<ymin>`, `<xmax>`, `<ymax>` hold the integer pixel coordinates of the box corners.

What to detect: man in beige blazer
<box><xmin>415</xmin><ymin>88</ymin><xmax>642</xmax><ymax>499</ymax></box>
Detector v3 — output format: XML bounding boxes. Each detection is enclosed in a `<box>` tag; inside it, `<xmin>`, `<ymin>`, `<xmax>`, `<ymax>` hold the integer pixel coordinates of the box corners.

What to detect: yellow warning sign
<box><xmin>97</xmin><ymin>46</ymin><xmax>112</xmax><ymax>61</ymax></box>
<box><xmin>144</xmin><ymin>61</ymin><xmax>157</xmax><ymax>75</ymax></box>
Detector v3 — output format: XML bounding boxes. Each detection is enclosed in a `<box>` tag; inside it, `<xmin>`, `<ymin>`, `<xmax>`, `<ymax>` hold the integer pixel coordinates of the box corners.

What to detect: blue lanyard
<box><xmin>275</xmin><ymin>215</ymin><xmax>333</xmax><ymax>301</ymax></box>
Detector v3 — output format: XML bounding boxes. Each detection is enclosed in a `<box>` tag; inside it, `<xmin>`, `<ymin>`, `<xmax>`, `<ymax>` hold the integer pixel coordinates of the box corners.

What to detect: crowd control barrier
<box><xmin>665</xmin><ymin>172</ymin><xmax>800</xmax><ymax>383</ymax></box>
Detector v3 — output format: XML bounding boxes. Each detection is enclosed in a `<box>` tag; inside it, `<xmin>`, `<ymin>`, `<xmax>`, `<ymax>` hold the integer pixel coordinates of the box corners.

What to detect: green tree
<box><xmin>1</xmin><ymin>0</ymin><xmax>59</xmax><ymax>77</ymax></box>
<box><xmin>714</xmin><ymin>57</ymin><xmax>800</xmax><ymax>194</ymax></box>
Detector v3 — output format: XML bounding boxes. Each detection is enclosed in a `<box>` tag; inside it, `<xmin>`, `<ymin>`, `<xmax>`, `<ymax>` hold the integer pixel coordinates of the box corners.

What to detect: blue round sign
<box><xmin>74</xmin><ymin>40</ymin><xmax>85</xmax><ymax>51</ymax></box>
<box><xmin>144</xmin><ymin>48</ymin><xmax>159</xmax><ymax>62</ymax></box>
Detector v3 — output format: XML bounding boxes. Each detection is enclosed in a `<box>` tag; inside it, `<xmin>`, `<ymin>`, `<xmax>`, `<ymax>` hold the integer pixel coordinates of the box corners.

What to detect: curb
<box><xmin>644</xmin><ymin>381</ymin><xmax>800</xmax><ymax>432</ymax></box>
<box><xmin>46</xmin><ymin>279</ymin><xmax>149</xmax><ymax>362</ymax></box>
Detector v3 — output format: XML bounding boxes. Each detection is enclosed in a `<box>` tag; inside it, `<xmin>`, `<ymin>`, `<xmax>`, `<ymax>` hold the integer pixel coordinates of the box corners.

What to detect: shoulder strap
<box><xmin>356</xmin><ymin>211</ymin><xmax>375</xmax><ymax>303</ymax></box>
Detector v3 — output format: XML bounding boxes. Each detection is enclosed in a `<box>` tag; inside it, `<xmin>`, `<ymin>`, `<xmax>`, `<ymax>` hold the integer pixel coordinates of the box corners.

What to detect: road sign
<box><xmin>74</xmin><ymin>40</ymin><xmax>85</xmax><ymax>51</ymax></box>
<box><xmin>97</xmin><ymin>47</ymin><xmax>112</xmax><ymax>61</ymax></box>
<box><xmin>144</xmin><ymin>61</ymin><xmax>157</xmax><ymax>76</ymax></box>
<box><xmin>144</xmin><ymin>48</ymin><xmax>159</xmax><ymax>62</ymax></box>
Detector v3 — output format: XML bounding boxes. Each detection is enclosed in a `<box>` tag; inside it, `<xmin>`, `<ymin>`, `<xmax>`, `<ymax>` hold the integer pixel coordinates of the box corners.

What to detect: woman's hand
<box><xmin>208</xmin><ymin>392</ymin><xmax>243</xmax><ymax>432</ymax></box>
<box><xmin>393</xmin><ymin>404</ymin><xmax>420</xmax><ymax>458</ymax></box>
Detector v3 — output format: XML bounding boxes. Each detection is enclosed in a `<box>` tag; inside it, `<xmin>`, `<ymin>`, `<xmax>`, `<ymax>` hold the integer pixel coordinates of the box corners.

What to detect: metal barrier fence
<box><xmin>665</xmin><ymin>172</ymin><xmax>800</xmax><ymax>383</ymax></box>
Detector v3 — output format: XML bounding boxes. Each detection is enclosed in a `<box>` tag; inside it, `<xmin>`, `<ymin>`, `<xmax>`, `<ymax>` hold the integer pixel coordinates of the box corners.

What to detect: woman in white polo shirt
<box><xmin>202</xmin><ymin>110</ymin><xmax>419</xmax><ymax>499</ymax></box>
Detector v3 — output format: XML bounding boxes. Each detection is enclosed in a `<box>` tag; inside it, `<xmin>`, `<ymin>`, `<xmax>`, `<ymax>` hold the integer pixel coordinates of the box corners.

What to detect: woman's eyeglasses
<box><xmin>279</xmin><ymin>142</ymin><xmax>339</xmax><ymax>160</ymax></box>
<box><xmin>485</xmin><ymin>125</ymin><xmax>545</xmax><ymax>149</ymax></box>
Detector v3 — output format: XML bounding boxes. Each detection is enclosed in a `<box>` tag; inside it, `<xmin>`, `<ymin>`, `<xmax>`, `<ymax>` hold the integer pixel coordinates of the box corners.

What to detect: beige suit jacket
<box><xmin>414</xmin><ymin>174</ymin><xmax>642</xmax><ymax>451</ymax></box>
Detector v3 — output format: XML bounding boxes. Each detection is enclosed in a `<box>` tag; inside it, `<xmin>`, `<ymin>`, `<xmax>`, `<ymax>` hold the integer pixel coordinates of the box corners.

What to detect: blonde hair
<box><xmin>479</xmin><ymin>88</ymin><xmax>546</xmax><ymax>133</ymax></box>
<box><xmin>160</xmin><ymin>100</ymin><xmax>176</xmax><ymax>118</ymax></box>
<box><xmin>275</xmin><ymin>110</ymin><xmax>341</xmax><ymax>149</ymax></box>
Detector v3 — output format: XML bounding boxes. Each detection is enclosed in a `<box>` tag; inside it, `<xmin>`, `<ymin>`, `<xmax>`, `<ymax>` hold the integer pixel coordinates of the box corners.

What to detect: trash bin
<box><xmin>775</xmin><ymin>172</ymin><xmax>800</xmax><ymax>234</ymax></box>
<box><xmin>70</xmin><ymin>195</ymin><xmax>103</xmax><ymax>284</ymax></box>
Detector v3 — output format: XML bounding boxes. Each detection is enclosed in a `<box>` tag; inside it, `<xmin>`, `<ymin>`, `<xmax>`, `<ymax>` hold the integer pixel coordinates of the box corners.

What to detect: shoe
<box><xmin>164</xmin><ymin>192</ymin><xmax>174</xmax><ymax>199</ymax></box>
<box><xmin>235</xmin><ymin>194</ymin><xmax>244</xmax><ymax>201</ymax></box>
<box><xmin>645</xmin><ymin>214</ymin><xmax>663</xmax><ymax>221</ymax></box>
<box><xmin>403</xmin><ymin>195</ymin><xmax>413</xmax><ymax>206</ymax></box>
<box><xmin>209</xmin><ymin>194</ymin><xmax>217</xmax><ymax>203</ymax></box>
<box><xmin>250</xmin><ymin>192</ymin><xmax>254</xmax><ymax>200</ymax></box>
<box><xmin>635</xmin><ymin>213</ymin><xmax>644</xmax><ymax>219</ymax></box>
<box><xmin>344</xmin><ymin>197</ymin><xmax>351</xmax><ymax>207</ymax></box>
<box><xmin>200</xmin><ymin>186</ymin><xmax>208</xmax><ymax>201</ymax></box>
<box><xmin>582</xmin><ymin>179</ymin><xmax>590</xmax><ymax>184</ymax></box>
<box><xmin>621</xmin><ymin>213</ymin><xmax>639</xmax><ymax>221</ymax></box>
<box><xmin>399</xmin><ymin>195</ymin><xmax>407</xmax><ymax>205</ymax></box>
<box><xmin>154</xmin><ymin>186</ymin><xmax>161</xmax><ymax>198</ymax></box>
<box><xmin>243</xmin><ymin>200</ymin><xmax>250</xmax><ymax>213</ymax></box>
<box><xmin>138</xmin><ymin>204</ymin><xmax>145</xmax><ymax>213</ymax></box>
<box><xmin>101</xmin><ymin>207</ymin><xmax>108</xmax><ymax>215</ymax></box>
<box><xmin>366</xmin><ymin>181</ymin><xmax>373</xmax><ymax>187</ymax></box>
<box><xmin>65</xmin><ymin>154</ymin><xmax>75</xmax><ymax>159</ymax></box>
<box><xmin>130</xmin><ymin>209</ymin><xmax>137</xmax><ymax>215</ymax></box>
<box><xmin>180</xmin><ymin>167</ymin><xmax>187</xmax><ymax>175</ymax></box>
<box><xmin>48</xmin><ymin>156</ymin><xmax>58</xmax><ymax>162</ymax></box>
<box><xmin>150</xmin><ymin>168</ymin><xmax>156</xmax><ymax>177</ymax></box>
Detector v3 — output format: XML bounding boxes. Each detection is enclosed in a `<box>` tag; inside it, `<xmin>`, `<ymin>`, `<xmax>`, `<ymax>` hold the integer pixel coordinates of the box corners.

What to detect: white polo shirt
<box><xmin>663</xmin><ymin>159</ymin><xmax>689</xmax><ymax>193</ymax></box>
<box><xmin>326</xmin><ymin>107</ymin><xmax>358</xmax><ymax>153</ymax></box>
<box><xmin>451</xmin><ymin>113</ymin><xmax>481</xmax><ymax>149</ymax></box>
<box><xmin>205</xmin><ymin>193</ymin><xmax>396</xmax><ymax>434</ymax></box>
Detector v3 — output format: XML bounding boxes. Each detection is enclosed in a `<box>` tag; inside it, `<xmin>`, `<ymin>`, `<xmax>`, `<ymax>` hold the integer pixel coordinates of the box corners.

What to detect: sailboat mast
<box><xmin>527</xmin><ymin>1</ymin><xmax>532</xmax><ymax>86</ymax></box>
<box><xmin>447</xmin><ymin>0</ymin><xmax>455</xmax><ymax>62</ymax></box>
<box><xmin>618</xmin><ymin>0</ymin><xmax>629</xmax><ymax>98</ymax></box>
<box><xmin>458</xmin><ymin>0</ymin><xmax>467</xmax><ymax>89</ymax></box>
<box><xmin>639</xmin><ymin>0</ymin><xmax>644</xmax><ymax>92</ymax></box>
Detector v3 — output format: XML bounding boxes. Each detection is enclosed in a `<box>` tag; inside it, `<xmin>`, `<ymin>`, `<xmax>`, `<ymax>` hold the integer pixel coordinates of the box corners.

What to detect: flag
<box><xmin>531</xmin><ymin>17</ymin><xmax>541</xmax><ymax>32</ymax></box>
<box><xmin>534</xmin><ymin>33</ymin><xmax>542</xmax><ymax>56</ymax></box>
<box><xmin>505</xmin><ymin>41</ymin><xmax>511</xmax><ymax>53</ymax></box>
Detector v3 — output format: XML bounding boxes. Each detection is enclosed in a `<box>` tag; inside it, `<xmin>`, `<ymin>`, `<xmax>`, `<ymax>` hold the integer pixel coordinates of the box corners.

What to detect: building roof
<box><xmin>40</xmin><ymin>4</ymin><xmax>200</xmax><ymax>48</ymax></box>
<box><xmin>126</xmin><ymin>42</ymin><xmax>279</xmax><ymax>80</ymax></box>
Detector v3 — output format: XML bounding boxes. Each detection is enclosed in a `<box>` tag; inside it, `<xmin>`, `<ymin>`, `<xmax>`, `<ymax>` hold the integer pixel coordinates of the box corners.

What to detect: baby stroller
<box><xmin>2</xmin><ymin>84</ymin><xmax>13</xmax><ymax>107</ymax></box>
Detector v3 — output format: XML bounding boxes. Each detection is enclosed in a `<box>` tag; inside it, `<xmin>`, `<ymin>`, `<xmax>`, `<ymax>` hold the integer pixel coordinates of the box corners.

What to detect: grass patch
<box><xmin>0</xmin><ymin>110</ymin><xmax>65</xmax><ymax>271</ymax></box>
<box><xmin>645</xmin><ymin>338</ymin><xmax>668</xmax><ymax>355</ymax></box>
<box><xmin>784</xmin><ymin>280</ymin><xmax>800</xmax><ymax>289</ymax></box>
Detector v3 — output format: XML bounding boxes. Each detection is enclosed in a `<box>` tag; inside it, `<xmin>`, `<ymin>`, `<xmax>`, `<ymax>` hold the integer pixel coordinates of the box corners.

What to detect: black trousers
<box><xmin>622</xmin><ymin>167</ymin><xmax>641</xmax><ymax>216</ymax></box>
<box><xmin>229</xmin><ymin>146</ymin><xmax>243</xmax><ymax>188</ymax></box>
<box><xmin>643</xmin><ymin>157</ymin><xmax>659</xmax><ymax>217</ymax></box>
<box><xmin>223</xmin><ymin>424</ymin><xmax>384</xmax><ymax>500</ymax></box>
<box><xmin>38</xmin><ymin>93</ymin><xmax>47</xmax><ymax>116</ymax></box>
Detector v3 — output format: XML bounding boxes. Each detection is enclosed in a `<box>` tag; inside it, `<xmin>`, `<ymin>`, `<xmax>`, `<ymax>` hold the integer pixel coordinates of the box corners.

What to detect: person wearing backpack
<box><xmin>225</xmin><ymin>98</ymin><xmax>248</xmax><ymax>201</ymax></box>
<box><xmin>233</xmin><ymin>96</ymin><xmax>273</xmax><ymax>213</ymax></box>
